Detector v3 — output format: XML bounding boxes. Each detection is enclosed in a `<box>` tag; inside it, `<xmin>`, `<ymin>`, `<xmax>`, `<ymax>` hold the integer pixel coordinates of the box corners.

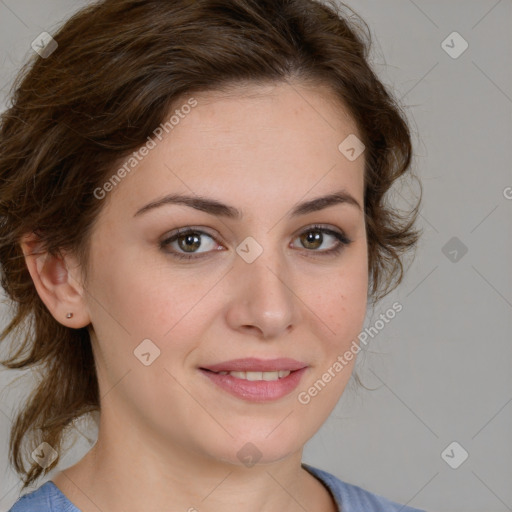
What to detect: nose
<box><xmin>224</xmin><ymin>249</ymin><xmax>301</xmax><ymax>340</ymax></box>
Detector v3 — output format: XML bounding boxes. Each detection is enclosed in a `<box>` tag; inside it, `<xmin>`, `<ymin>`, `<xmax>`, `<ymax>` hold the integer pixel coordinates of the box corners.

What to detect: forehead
<box><xmin>183</xmin><ymin>80</ymin><xmax>359</xmax><ymax>137</ymax></box>
<box><xmin>101</xmin><ymin>81</ymin><xmax>364</xmax><ymax>220</ymax></box>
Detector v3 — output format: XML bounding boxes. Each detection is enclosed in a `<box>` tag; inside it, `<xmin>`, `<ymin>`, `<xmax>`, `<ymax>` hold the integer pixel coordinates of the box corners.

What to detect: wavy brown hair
<box><xmin>0</xmin><ymin>0</ymin><xmax>422</xmax><ymax>489</ymax></box>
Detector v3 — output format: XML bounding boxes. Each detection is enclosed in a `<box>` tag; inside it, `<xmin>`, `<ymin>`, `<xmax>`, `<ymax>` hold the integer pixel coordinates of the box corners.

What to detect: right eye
<box><xmin>160</xmin><ymin>227</ymin><xmax>223</xmax><ymax>261</ymax></box>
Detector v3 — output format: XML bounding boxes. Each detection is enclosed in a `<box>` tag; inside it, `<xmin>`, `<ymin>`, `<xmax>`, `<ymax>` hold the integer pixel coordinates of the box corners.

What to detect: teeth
<box><xmin>246</xmin><ymin>371</ymin><xmax>262</xmax><ymax>381</ymax></box>
<box><xmin>215</xmin><ymin>370</ymin><xmax>292</xmax><ymax>380</ymax></box>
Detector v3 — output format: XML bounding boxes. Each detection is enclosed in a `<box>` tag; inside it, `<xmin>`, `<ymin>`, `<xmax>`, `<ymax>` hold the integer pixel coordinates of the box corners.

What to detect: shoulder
<box><xmin>8</xmin><ymin>481</ymin><xmax>53</xmax><ymax>512</ymax></box>
<box><xmin>302</xmin><ymin>463</ymin><xmax>427</xmax><ymax>512</ymax></box>
<box><xmin>8</xmin><ymin>481</ymin><xmax>79</xmax><ymax>512</ymax></box>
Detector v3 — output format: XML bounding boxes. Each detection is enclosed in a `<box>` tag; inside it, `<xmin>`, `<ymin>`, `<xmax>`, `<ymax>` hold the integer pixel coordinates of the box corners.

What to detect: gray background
<box><xmin>0</xmin><ymin>1</ymin><xmax>511</xmax><ymax>511</ymax></box>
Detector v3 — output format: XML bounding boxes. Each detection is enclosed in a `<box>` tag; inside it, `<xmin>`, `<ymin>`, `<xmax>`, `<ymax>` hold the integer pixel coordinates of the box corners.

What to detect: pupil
<box><xmin>181</xmin><ymin>234</ymin><xmax>200</xmax><ymax>252</ymax></box>
<box><xmin>304</xmin><ymin>231</ymin><xmax>321</xmax><ymax>249</ymax></box>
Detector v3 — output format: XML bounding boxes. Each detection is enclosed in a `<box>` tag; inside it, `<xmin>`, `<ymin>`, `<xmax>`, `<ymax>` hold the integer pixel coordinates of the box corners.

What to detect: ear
<box><xmin>20</xmin><ymin>232</ymin><xmax>91</xmax><ymax>328</ymax></box>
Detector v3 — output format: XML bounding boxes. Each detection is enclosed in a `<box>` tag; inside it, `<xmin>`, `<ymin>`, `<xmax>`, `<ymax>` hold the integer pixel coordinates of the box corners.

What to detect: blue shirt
<box><xmin>8</xmin><ymin>462</ymin><xmax>426</xmax><ymax>511</ymax></box>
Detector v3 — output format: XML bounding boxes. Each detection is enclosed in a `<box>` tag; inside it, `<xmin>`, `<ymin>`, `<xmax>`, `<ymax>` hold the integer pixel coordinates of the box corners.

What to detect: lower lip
<box><xmin>199</xmin><ymin>367</ymin><xmax>307</xmax><ymax>402</ymax></box>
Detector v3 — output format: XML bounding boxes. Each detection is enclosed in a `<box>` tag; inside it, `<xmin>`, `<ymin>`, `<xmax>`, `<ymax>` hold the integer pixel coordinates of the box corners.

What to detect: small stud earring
<box><xmin>66</xmin><ymin>312</ymin><xmax>73</xmax><ymax>319</ymax></box>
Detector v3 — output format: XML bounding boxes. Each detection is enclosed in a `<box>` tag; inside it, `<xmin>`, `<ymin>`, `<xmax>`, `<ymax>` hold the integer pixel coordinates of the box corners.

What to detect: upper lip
<box><xmin>200</xmin><ymin>357</ymin><xmax>308</xmax><ymax>372</ymax></box>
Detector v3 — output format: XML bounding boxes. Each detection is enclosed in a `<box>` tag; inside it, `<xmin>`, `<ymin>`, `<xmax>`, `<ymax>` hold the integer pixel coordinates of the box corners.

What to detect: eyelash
<box><xmin>159</xmin><ymin>224</ymin><xmax>352</xmax><ymax>261</ymax></box>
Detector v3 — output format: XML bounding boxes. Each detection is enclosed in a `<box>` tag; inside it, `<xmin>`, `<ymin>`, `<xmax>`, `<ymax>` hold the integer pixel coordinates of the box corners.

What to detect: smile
<box><xmin>198</xmin><ymin>367</ymin><xmax>308</xmax><ymax>402</ymax></box>
<box><xmin>209</xmin><ymin>370</ymin><xmax>291</xmax><ymax>380</ymax></box>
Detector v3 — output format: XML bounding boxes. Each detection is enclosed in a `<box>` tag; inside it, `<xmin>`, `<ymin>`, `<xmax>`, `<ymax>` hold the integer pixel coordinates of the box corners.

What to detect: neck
<box><xmin>52</xmin><ymin>411</ymin><xmax>332</xmax><ymax>512</ymax></box>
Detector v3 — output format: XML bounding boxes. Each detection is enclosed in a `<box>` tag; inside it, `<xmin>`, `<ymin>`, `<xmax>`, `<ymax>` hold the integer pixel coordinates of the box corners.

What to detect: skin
<box><xmin>21</xmin><ymin>80</ymin><xmax>368</xmax><ymax>512</ymax></box>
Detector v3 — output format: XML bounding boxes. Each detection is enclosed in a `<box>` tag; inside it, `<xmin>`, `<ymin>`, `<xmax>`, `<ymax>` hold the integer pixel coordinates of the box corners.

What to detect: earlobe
<box><xmin>20</xmin><ymin>232</ymin><xmax>91</xmax><ymax>328</ymax></box>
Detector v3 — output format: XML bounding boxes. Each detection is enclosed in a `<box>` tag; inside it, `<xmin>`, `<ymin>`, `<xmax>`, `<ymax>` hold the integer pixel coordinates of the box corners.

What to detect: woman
<box><xmin>0</xmin><ymin>0</ymin><xmax>424</xmax><ymax>511</ymax></box>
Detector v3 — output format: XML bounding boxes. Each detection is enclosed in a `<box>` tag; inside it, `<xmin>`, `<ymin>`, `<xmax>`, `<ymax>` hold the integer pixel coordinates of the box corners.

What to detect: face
<box><xmin>79</xmin><ymin>81</ymin><xmax>368</xmax><ymax>466</ymax></box>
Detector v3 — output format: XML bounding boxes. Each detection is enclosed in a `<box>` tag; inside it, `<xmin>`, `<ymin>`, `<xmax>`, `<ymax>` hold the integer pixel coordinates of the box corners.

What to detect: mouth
<box><xmin>200</xmin><ymin>357</ymin><xmax>307</xmax><ymax>373</ymax></box>
<box><xmin>199</xmin><ymin>368</ymin><xmax>297</xmax><ymax>381</ymax></box>
<box><xmin>198</xmin><ymin>358</ymin><xmax>308</xmax><ymax>402</ymax></box>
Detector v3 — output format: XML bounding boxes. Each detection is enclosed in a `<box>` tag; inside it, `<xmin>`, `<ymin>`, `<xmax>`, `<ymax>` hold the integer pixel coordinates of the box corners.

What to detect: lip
<box><xmin>200</xmin><ymin>357</ymin><xmax>308</xmax><ymax>372</ymax></box>
<box><xmin>199</xmin><ymin>366</ymin><xmax>308</xmax><ymax>402</ymax></box>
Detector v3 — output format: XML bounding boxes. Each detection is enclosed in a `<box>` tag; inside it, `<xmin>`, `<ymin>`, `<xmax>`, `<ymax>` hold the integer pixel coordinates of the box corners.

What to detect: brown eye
<box><xmin>292</xmin><ymin>225</ymin><xmax>352</xmax><ymax>256</ymax></box>
<box><xmin>299</xmin><ymin>230</ymin><xmax>323</xmax><ymax>250</ymax></box>
<box><xmin>160</xmin><ymin>224</ymin><xmax>352</xmax><ymax>262</ymax></box>
<box><xmin>160</xmin><ymin>228</ymin><xmax>219</xmax><ymax>260</ymax></box>
<box><xmin>176</xmin><ymin>233</ymin><xmax>202</xmax><ymax>253</ymax></box>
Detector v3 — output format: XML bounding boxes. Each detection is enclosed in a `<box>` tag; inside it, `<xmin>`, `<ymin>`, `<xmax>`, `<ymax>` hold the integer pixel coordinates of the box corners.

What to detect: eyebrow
<box><xmin>133</xmin><ymin>189</ymin><xmax>362</xmax><ymax>219</ymax></box>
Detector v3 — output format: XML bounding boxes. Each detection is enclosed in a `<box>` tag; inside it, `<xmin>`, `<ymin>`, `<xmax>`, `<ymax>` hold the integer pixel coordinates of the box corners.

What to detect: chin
<box><xmin>199</xmin><ymin>428</ymin><xmax>305</xmax><ymax>469</ymax></box>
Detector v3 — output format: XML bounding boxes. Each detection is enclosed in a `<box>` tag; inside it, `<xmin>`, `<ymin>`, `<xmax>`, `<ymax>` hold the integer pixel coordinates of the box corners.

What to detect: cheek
<box><xmin>315</xmin><ymin>254</ymin><xmax>368</xmax><ymax>346</ymax></box>
<box><xmin>88</xmin><ymin>242</ymin><xmax>208</xmax><ymax>340</ymax></box>
<box><xmin>298</xmin><ymin>264</ymin><xmax>367</xmax><ymax>413</ymax></box>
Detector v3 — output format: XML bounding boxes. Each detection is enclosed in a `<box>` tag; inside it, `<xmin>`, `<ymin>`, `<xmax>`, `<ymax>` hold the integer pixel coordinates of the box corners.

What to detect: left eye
<box><xmin>160</xmin><ymin>225</ymin><xmax>352</xmax><ymax>261</ymax></box>
<box><xmin>290</xmin><ymin>226</ymin><xmax>351</xmax><ymax>252</ymax></box>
